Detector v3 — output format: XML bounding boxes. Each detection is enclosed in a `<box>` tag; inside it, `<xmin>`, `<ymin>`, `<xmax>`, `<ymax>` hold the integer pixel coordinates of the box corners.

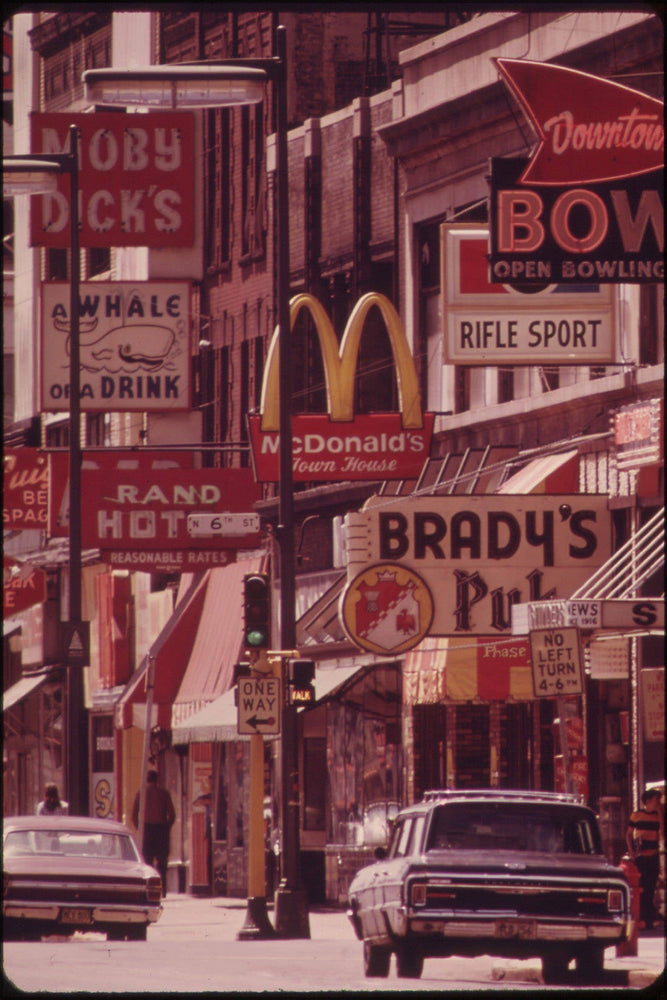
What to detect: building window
<box><xmin>241</xmin><ymin>104</ymin><xmax>265</xmax><ymax>259</ymax></box>
<box><xmin>218</xmin><ymin>345</ymin><xmax>229</xmax><ymax>448</ymax></box>
<box><xmin>206</xmin><ymin>109</ymin><xmax>231</xmax><ymax>269</ymax></box>
<box><xmin>303</xmin><ymin>738</ymin><xmax>326</xmax><ymax>831</ymax></box>
<box><xmin>639</xmin><ymin>283</ymin><xmax>664</xmax><ymax>366</ymax></box>
<box><xmin>87</xmin><ymin>247</ymin><xmax>110</xmax><ymax>278</ymax></box>
<box><xmin>47</xmin><ymin>249</ymin><xmax>68</xmax><ymax>281</ymax></box>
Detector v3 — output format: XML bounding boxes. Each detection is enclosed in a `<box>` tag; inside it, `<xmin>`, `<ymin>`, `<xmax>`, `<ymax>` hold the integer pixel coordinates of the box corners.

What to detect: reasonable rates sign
<box><xmin>30</xmin><ymin>112</ymin><xmax>195</xmax><ymax>248</ymax></box>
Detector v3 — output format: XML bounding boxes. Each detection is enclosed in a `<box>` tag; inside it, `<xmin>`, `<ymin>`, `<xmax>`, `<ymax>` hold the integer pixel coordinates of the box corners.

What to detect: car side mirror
<box><xmin>374</xmin><ymin>846</ymin><xmax>387</xmax><ymax>860</ymax></box>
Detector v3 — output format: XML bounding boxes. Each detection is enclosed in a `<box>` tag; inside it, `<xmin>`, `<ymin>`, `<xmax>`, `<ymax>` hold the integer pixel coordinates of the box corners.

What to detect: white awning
<box><xmin>496</xmin><ymin>449</ymin><xmax>578</xmax><ymax>494</ymax></box>
<box><xmin>3</xmin><ymin>673</ymin><xmax>48</xmax><ymax>712</ymax></box>
<box><xmin>172</xmin><ymin>663</ymin><xmax>367</xmax><ymax>744</ymax></box>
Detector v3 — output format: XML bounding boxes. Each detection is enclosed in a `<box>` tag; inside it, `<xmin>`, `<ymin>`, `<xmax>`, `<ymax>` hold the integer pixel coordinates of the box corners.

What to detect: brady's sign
<box><xmin>489</xmin><ymin>60</ymin><xmax>664</xmax><ymax>284</ymax></box>
<box><xmin>248</xmin><ymin>293</ymin><xmax>433</xmax><ymax>481</ymax></box>
<box><xmin>344</xmin><ymin>495</ymin><xmax>611</xmax><ymax>637</ymax></box>
<box><xmin>80</xmin><ymin>467</ymin><xmax>261</xmax><ymax>551</ymax></box>
<box><xmin>30</xmin><ymin>112</ymin><xmax>194</xmax><ymax>248</ymax></box>
<box><xmin>41</xmin><ymin>282</ymin><xmax>191</xmax><ymax>412</ymax></box>
<box><xmin>442</xmin><ymin>224</ymin><xmax>615</xmax><ymax>364</ymax></box>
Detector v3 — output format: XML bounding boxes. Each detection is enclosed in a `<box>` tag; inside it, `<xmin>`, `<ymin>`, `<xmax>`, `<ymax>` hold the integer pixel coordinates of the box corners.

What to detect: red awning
<box><xmin>115</xmin><ymin>574</ymin><xmax>209</xmax><ymax>730</ymax></box>
<box><xmin>171</xmin><ymin>555</ymin><xmax>266</xmax><ymax>729</ymax></box>
<box><xmin>403</xmin><ymin>636</ymin><xmax>535</xmax><ymax>705</ymax></box>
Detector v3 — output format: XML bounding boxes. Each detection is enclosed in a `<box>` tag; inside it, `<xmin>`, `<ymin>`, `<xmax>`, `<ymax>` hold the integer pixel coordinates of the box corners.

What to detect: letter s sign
<box><xmin>632</xmin><ymin>602</ymin><xmax>658</xmax><ymax>627</ymax></box>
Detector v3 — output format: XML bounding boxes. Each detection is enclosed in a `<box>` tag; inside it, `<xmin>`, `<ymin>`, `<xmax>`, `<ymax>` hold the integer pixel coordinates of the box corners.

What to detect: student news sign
<box><xmin>30</xmin><ymin>112</ymin><xmax>195</xmax><ymax>247</ymax></box>
<box><xmin>41</xmin><ymin>282</ymin><xmax>191</xmax><ymax>412</ymax></box>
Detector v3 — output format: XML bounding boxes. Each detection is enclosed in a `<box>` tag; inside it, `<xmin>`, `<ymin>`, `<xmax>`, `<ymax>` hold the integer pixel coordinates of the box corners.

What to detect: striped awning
<box><xmin>403</xmin><ymin>635</ymin><xmax>535</xmax><ymax>705</ymax></box>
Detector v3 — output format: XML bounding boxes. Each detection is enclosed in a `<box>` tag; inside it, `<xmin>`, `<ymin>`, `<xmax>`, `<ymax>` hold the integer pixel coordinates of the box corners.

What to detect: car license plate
<box><xmin>61</xmin><ymin>907</ymin><xmax>92</xmax><ymax>925</ymax></box>
<box><xmin>494</xmin><ymin>919</ymin><xmax>536</xmax><ymax>939</ymax></box>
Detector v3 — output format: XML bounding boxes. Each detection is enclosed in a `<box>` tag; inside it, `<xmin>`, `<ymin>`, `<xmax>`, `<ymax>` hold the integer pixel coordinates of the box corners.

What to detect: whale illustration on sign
<box><xmin>55</xmin><ymin>318</ymin><xmax>177</xmax><ymax>373</ymax></box>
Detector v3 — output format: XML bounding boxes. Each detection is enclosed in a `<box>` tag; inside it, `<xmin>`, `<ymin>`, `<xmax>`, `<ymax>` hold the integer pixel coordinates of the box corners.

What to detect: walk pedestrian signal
<box><xmin>243</xmin><ymin>573</ymin><xmax>270</xmax><ymax>649</ymax></box>
<box><xmin>288</xmin><ymin>658</ymin><xmax>315</xmax><ymax>704</ymax></box>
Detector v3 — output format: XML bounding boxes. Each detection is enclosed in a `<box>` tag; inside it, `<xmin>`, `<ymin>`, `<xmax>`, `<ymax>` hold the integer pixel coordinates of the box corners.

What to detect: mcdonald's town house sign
<box><xmin>248</xmin><ymin>293</ymin><xmax>435</xmax><ymax>482</ymax></box>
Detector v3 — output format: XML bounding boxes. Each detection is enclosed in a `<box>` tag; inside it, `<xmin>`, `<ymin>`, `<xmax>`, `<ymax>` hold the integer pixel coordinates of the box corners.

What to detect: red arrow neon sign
<box><xmin>496</xmin><ymin>58</ymin><xmax>664</xmax><ymax>185</ymax></box>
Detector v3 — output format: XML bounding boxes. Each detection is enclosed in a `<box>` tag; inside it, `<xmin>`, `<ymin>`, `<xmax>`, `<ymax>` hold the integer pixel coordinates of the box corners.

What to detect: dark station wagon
<box><xmin>3</xmin><ymin>815</ymin><xmax>162</xmax><ymax>941</ymax></box>
<box><xmin>347</xmin><ymin>789</ymin><xmax>632</xmax><ymax>983</ymax></box>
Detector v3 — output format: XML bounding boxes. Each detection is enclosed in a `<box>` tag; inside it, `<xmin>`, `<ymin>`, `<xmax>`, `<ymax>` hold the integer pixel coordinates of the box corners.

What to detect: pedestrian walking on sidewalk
<box><xmin>626</xmin><ymin>788</ymin><xmax>663</xmax><ymax>931</ymax></box>
<box><xmin>36</xmin><ymin>783</ymin><xmax>69</xmax><ymax>815</ymax></box>
<box><xmin>132</xmin><ymin>769</ymin><xmax>176</xmax><ymax>896</ymax></box>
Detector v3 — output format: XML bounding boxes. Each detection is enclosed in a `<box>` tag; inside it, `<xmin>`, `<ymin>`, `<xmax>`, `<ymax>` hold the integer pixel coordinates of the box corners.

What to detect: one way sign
<box><xmin>237</xmin><ymin>676</ymin><xmax>281</xmax><ymax>735</ymax></box>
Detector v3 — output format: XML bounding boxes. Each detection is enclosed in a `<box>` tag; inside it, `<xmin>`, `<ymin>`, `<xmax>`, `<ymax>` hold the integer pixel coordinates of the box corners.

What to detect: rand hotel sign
<box><xmin>30</xmin><ymin>112</ymin><xmax>194</xmax><ymax>247</ymax></box>
<box><xmin>489</xmin><ymin>60</ymin><xmax>663</xmax><ymax>284</ymax></box>
<box><xmin>341</xmin><ymin>495</ymin><xmax>611</xmax><ymax>653</ymax></box>
<box><xmin>248</xmin><ymin>292</ymin><xmax>434</xmax><ymax>481</ymax></box>
<box><xmin>41</xmin><ymin>281</ymin><xmax>191</xmax><ymax>412</ymax></box>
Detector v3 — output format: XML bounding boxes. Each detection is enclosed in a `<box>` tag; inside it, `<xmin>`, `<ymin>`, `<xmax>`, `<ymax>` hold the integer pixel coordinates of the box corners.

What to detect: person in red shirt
<box><xmin>132</xmin><ymin>769</ymin><xmax>176</xmax><ymax>896</ymax></box>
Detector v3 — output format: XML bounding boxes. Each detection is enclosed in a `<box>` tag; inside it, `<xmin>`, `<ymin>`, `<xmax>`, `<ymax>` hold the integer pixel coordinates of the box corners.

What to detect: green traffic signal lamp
<box><xmin>243</xmin><ymin>573</ymin><xmax>270</xmax><ymax>649</ymax></box>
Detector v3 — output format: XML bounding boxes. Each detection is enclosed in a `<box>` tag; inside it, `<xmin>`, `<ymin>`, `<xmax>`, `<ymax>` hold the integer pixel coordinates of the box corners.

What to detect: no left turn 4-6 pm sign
<box><xmin>529</xmin><ymin>627</ymin><xmax>583</xmax><ymax>698</ymax></box>
<box><xmin>237</xmin><ymin>676</ymin><xmax>281</xmax><ymax>735</ymax></box>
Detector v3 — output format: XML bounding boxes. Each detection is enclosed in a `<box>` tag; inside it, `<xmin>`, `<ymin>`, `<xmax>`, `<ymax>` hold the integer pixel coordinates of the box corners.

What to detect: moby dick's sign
<box><xmin>41</xmin><ymin>281</ymin><xmax>191</xmax><ymax>412</ymax></box>
<box><xmin>248</xmin><ymin>292</ymin><xmax>434</xmax><ymax>481</ymax></box>
<box><xmin>30</xmin><ymin>112</ymin><xmax>194</xmax><ymax>248</ymax></box>
<box><xmin>489</xmin><ymin>59</ymin><xmax>664</xmax><ymax>284</ymax></box>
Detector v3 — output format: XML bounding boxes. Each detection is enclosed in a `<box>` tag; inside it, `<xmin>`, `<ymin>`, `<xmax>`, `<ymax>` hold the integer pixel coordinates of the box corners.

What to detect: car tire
<box><xmin>395</xmin><ymin>943</ymin><xmax>423</xmax><ymax>979</ymax></box>
<box><xmin>107</xmin><ymin>924</ymin><xmax>146</xmax><ymax>941</ymax></box>
<box><xmin>363</xmin><ymin>940</ymin><xmax>391</xmax><ymax>978</ymax></box>
<box><xmin>541</xmin><ymin>951</ymin><xmax>570</xmax><ymax>984</ymax></box>
<box><xmin>127</xmin><ymin>924</ymin><xmax>148</xmax><ymax>942</ymax></box>
<box><xmin>574</xmin><ymin>946</ymin><xmax>605</xmax><ymax>983</ymax></box>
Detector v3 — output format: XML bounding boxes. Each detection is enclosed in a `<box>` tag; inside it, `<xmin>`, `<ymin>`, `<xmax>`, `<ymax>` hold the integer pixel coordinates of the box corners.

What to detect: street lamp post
<box><xmin>3</xmin><ymin>124</ymin><xmax>87</xmax><ymax>815</ymax></box>
<box><xmin>84</xmin><ymin>23</ymin><xmax>309</xmax><ymax>938</ymax></box>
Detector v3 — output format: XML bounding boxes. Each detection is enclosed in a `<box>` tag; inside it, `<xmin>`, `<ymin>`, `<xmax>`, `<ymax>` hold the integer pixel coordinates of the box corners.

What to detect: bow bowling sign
<box><xmin>248</xmin><ymin>292</ymin><xmax>434</xmax><ymax>482</ymax></box>
<box><xmin>489</xmin><ymin>59</ymin><xmax>664</xmax><ymax>284</ymax></box>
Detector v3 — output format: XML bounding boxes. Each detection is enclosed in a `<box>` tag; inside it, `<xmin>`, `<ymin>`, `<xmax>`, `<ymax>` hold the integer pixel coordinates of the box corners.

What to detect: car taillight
<box><xmin>411</xmin><ymin>883</ymin><xmax>427</xmax><ymax>907</ymax></box>
<box><xmin>607</xmin><ymin>889</ymin><xmax>624</xmax><ymax>912</ymax></box>
<box><xmin>147</xmin><ymin>876</ymin><xmax>162</xmax><ymax>903</ymax></box>
<box><xmin>3</xmin><ymin>873</ymin><xmax>11</xmax><ymax>897</ymax></box>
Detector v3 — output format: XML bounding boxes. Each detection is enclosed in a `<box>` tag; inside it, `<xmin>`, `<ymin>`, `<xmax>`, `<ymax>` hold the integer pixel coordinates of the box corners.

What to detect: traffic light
<box><xmin>288</xmin><ymin>658</ymin><xmax>315</xmax><ymax>705</ymax></box>
<box><xmin>243</xmin><ymin>573</ymin><xmax>270</xmax><ymax>649</ymax></box>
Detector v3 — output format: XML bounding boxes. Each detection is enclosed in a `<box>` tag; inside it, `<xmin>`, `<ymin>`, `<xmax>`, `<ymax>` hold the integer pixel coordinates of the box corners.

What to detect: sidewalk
<box><xmin>158</xmin><ymin>892</ymin><xmax>665</xmax><ymax>988</ymax></box>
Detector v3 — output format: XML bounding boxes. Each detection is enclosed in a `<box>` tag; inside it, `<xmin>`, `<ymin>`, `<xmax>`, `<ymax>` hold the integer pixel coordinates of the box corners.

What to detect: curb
<box><xmin>490</xmin><ymin>961</ymin><xmax>664</xmax><ymax>988</ymax></box>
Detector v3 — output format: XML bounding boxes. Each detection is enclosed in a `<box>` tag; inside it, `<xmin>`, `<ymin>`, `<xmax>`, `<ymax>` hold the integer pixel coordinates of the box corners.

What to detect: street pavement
<box><xmin>156</xmin><ymin>892</ymin><xmax>665</xmax><ymax>990</ymax></box>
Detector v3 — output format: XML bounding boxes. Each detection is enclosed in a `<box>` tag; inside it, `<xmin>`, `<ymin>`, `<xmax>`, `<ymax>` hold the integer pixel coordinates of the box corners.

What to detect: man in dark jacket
<box><xmin>132</xmin><ymin>769</ymin><xmax>176</xmax><ymax>896</ymax></box>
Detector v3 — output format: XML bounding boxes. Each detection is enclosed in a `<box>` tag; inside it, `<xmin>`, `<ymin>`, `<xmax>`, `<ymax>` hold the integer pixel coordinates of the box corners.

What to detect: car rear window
<box><xmin>426</xmin><ymin>803</ymin><xmax>601</xmax><ymax>855</ymax></box>
<box><xmin>5</xmin><ymin>829</ymin><xmax>139</xmax><ymax>861</ymax></box>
